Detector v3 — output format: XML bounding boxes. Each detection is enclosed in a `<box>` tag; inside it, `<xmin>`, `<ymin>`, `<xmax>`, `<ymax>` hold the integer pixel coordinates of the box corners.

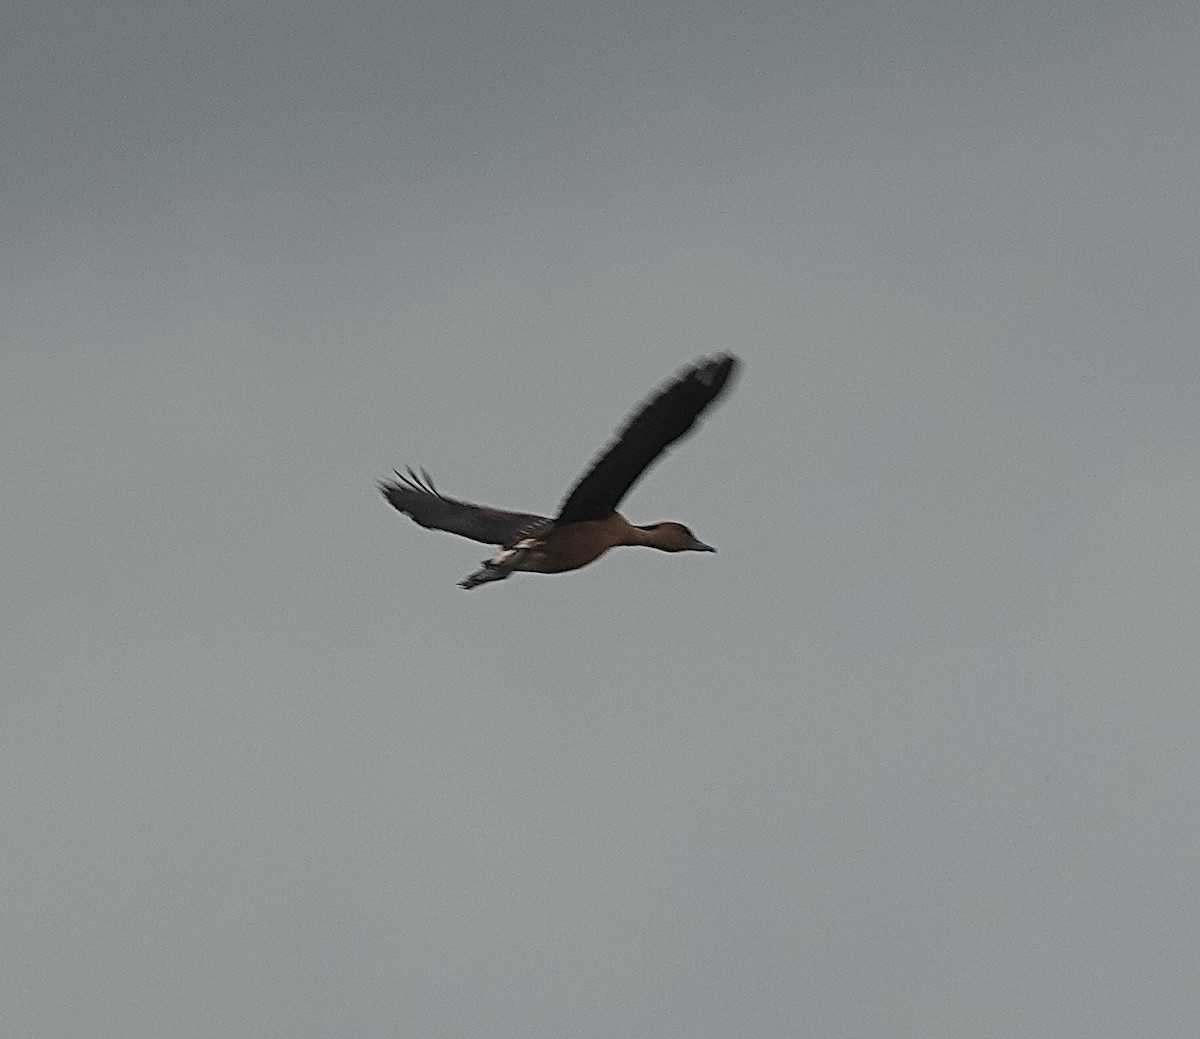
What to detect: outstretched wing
<box><xmin>379</xmin><ymin>467</ymin><xmax>550</xmax><ymax>546</ymax></box>
<box><xmin>556</xmin><ymin>354</ymin><xmax>739</xmax><ymax>524</ymax></box>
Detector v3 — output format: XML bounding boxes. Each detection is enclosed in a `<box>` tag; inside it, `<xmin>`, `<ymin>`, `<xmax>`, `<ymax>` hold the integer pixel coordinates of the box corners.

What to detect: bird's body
<box><xmin>379</xmin><ymin>354</ymin><xmax>739</xmax><ymax>589</ymax></box>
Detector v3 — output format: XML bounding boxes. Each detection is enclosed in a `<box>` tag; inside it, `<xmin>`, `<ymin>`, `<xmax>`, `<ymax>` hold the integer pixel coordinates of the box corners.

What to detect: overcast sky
<box><xmin>5</xmin><ymin>1</ymin><xmax>1200</xmax><ymax>1036</ymax></box>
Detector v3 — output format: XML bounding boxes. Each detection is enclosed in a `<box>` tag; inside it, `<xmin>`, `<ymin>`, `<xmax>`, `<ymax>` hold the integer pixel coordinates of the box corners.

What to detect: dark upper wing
<box><xmin>378</xmin><ymin>467</ymin><xmax>550</xmax><ymax>546</ymax></box>
<box><xmin>556</xmin><ymin>354</ymin><xmax>739</xmax><ymax>524</ymax></box>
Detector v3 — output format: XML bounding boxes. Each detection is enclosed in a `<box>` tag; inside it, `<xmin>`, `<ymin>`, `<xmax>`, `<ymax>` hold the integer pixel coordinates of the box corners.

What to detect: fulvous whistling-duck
<box><xmin>379</xmin><ymin>354</ymin><xmax>739</xmax><ymax>589</ymax></box>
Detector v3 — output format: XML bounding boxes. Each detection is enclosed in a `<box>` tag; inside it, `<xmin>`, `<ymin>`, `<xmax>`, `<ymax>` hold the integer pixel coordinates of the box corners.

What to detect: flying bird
<box><xmin>379</xmin><ymin>354</ymin><xmax>739</xmax><ymax>589</ymax></box>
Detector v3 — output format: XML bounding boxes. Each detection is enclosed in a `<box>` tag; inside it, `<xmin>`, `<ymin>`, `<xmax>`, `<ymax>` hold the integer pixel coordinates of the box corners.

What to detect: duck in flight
<box><xmin>379</xmin><ymin>354</ymin><xmax>739</xmax><ymax>589</ymax></box>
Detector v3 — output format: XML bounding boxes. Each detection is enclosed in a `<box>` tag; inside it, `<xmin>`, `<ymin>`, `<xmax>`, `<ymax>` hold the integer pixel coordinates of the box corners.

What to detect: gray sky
<box><xmin>5</xmin><ymin>1</ymin><xmax>1200</xmax><ymax>1036</ymax></box>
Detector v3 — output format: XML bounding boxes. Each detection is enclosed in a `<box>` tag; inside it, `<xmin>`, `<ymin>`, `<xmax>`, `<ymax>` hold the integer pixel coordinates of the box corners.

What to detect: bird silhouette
<box><xmin>379</xmin><ymin>354</ymin><xmax>739</xmax><ymax>589</ymax></box>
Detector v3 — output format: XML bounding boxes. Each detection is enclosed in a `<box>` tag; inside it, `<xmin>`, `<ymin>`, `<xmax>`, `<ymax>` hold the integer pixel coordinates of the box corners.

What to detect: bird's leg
<box><xmin>458</xmin><ymin>538</ymin><xmax>540</xmax><ymax>590</ymax></box>
<box><xmin>458</xmin><ymin>563</ymin><xmax>511</xmax><ymax>590</ymax></box>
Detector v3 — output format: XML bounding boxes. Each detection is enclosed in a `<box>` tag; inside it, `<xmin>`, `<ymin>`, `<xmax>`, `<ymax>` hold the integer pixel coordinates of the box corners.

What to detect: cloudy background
<box><xmin>5</xmin><ymin>1</ymin><xmax>1200</xmax><ymax>1036</ymax></box>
